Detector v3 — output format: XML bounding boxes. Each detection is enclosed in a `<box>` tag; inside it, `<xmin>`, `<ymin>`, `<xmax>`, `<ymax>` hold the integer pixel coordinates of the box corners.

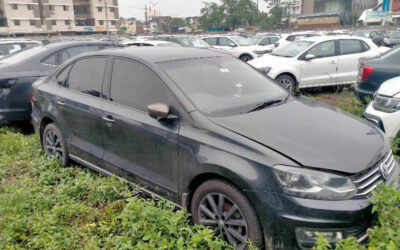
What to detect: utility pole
<box><xmin>150</xmin><ymin>2</ymin><xmax>159</xmax><ymax>17</ymax></box>
<box><xmin>105</xmin><ymin>0</ymin><xmax>110</xmax><ymax>36</ymax></box>
<box><xmin>145</xmin><ymin>5</ymin><xmax>149</xmax><ymax>34</ymax></box>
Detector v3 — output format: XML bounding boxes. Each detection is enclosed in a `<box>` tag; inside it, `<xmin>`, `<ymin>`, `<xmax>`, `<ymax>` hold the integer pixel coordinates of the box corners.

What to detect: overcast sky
<box><xmin>118</xmin><ymin>0</ymin><xmax>271</xmax><ymax>20</ymax></box>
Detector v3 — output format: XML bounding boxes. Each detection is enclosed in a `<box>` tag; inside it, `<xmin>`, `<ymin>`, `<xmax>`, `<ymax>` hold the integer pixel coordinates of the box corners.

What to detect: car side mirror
<box><xmin>305</xmin><ymin>54</ymin><xmax>315</xmax><ymax>60</ymax></box>
<box><xmin>147</xmin><ymin>103</ymin><xmax>177</xmax><ymax>122</ymax></box>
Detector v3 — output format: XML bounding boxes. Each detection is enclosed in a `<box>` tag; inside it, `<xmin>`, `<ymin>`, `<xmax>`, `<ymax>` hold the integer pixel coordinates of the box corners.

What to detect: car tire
<box><xmin>191</xmin><ymin>179</ymin><xmax>263</xmax><ymax>249</ymax></box>
<box><xmin>240</xmin><ymin>55</ymin><xmax>253</xmax><ymax>62</ymax></box>
<box><xmin>276</xmin><ymin>74</ymin><xmax>296</xmax><ymax>92</ymax></box>
<box><xmin>42</xmin><ymin>123</ymin><xmax>69</xmax><ymax>167</ymax></box>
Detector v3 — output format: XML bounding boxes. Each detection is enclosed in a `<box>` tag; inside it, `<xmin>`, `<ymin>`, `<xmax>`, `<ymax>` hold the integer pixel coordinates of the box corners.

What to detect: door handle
<box><xmin>330</xmin><ymin>60</ymin><xmax>337</xmax><ymax>64</ymax></box>
<box><xmin>102</xmin><ymin>115</ymin><xmax>115</xmax><ymax>123</ymax></box>
<box><xmin>56</xmin><ymin>101</ymin><xmax>65</xmax><ymax>106</ymax></box>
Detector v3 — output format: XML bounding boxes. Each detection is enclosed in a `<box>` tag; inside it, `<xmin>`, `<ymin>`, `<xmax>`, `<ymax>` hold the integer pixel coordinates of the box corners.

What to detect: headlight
<box><xmin>273</xmin><ymin>165</ymin><xmax>357</xmax><ymax>200</ymax></box>
<box><xmin>373</xmin><ymin>95</ymin><xmax>400</xmax><ymax>113</ymax></box>
<box><xmin>258</xmin><ymin>67</ymin><xmax>271</xmax><ymax>74</ymax></box>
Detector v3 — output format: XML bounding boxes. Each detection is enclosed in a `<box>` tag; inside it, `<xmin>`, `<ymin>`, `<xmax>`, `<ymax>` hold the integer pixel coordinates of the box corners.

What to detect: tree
<box><xmin>199</xmin><ymin>2</ymin><xmax>226</xmax><ymax>29</ymax></box>
<box><xmin>168</xmin><ymin>18</ymin><xmax>185</xmax><ymax>33</ymax></box>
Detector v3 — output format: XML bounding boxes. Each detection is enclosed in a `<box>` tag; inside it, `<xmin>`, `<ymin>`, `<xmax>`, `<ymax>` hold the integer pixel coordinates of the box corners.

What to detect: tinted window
<box><xmin>110</xmin><ymin>59</ymin><xmax>171</xmax><ymax>111</ymax></box>
<box><xmin>270</xmin><ymin>37</ymin><xmax>279</xmax><ymax>43</ymax></box>
<box><xmin>60</xmin><ymin>50</ymin><xmax>70</xmax><ymax>63</ymax></box>
<box><xmin>203</xmin><ymin>37</ymin><xmax>217</xmax><ymax>46</ymax></box>
<box><xmin>307</xmin><ymin>41</ymin><xmax>336</xmax><ymax>58</ymax></box>
<box><xmin>66</xmin><ymin>45</ymin><xmax>99</xmax><ymax>57</ymax></box>
<box><xmin>66</xmin><ymin>57</ymin><xmax>107</xmax><ymax>97</ymax></box>
<box><xmin>339</xmin><ymin>40</ymin><xmax>363</xmax><ymax>55</ymax></box>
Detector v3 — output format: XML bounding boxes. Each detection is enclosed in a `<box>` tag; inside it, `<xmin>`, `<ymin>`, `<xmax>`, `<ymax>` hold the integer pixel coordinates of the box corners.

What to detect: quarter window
<box><xmin>66</xmin><ymin>57</ymin><xmax>107</xmax><ymax>97</ymax></box>
<box><xmin>56</xmin><ymin>65</ymin><xmax>72</xmax><ymax>85</ymax></box>
<box><xmin>306</xmin><ymin>41</ymin><xmax>336</xmax><ymax>58</ymax></box>
<box><xmin>218</xmin><ymin>37</ymin><xmax>234</xmax><ymax>46</ymax></box>
<box><xmin>339</xmin><ymin>40</ymin><xmax>364</xmax><ymax>55</ymax></box>
<box><xmin>110</xmin><ymin>59</ymin><xmax>172</xmax><ymax>111</ymax></box>
<box><xmin>41</xmin><ymin>53</ymin><xmax>58</xmax><ymax>65</ymax></box>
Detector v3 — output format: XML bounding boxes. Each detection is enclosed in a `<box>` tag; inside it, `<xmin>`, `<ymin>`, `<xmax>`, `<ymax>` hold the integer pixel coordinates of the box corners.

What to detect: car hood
<box><xmin>377</xmin><ymin>76</ymin><xmax>400</xmax><ymax>96</ymax></box>
<box><xmin>209</xmin><ymin>96</ymin><xmax>388</xmax><ymax>174</ymax></box>
<box><xmin>248</xmin><ymin>54</ymin><xmax>296</xmax><ymax>68</ymax></box>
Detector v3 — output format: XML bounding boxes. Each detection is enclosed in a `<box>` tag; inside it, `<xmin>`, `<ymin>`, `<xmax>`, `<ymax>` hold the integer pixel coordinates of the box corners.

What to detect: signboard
<box><xmin>95</xmin><ymin>26</ymin><xmax>105</xmax><ymax>32</ymax></box>
<box><xmin>366</xmin><ymin>10</ymin><xmax>391</xmax><ymax>19</ymax></box>
<box><xmin>83</xmin><ymin>27</ymin><xmax>94</xmax><ymax>32</ymax></box>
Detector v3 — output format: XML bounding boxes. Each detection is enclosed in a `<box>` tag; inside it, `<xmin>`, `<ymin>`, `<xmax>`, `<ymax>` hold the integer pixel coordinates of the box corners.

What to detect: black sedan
<box><xmin>0</xmin><ymin>41</ymin><xmax>123</xmax><ymax>123</ymax></box>
<box><xmin>355</xmin><ymin>47</ymin><xmax>400</xmax><ymax>102</ymax></box>
<box><xmin>31</xmin><ymin>47</ymin><xmax>399</xmax><ymax>249</ymax></box>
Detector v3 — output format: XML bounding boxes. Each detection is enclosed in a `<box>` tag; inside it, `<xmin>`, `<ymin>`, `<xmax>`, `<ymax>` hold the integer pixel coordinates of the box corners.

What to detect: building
<box><xmin>0</xmin><ymin>0</ymin><xmax>119</xmax><ymax>36</ymax></box>
<box><xmin>302</xmin><ymin>0</ymin><xmax>377</xmax><ymax>17</ymax></box>
<box><xmin>149</xmin><ymin>16</ymin><xmax>171</xmax><ymax>33</ymax></box>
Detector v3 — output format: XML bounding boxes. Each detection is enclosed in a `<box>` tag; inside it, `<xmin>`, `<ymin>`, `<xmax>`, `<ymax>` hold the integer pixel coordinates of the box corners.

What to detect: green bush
<box><xmin>0</xmin><ymin>128</ymin><xmax>229</xmax><ymax>249</ymax></box>
<box><xmin>313</xmin><ymin>183</ymin><xmax>400</xmax><ymax>250</ymax></box>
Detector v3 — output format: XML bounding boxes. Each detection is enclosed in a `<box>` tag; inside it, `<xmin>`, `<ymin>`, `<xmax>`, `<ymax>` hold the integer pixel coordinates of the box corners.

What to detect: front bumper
<box><xmin>246</xmin><ymin>162</ymin><xmax>400</xmax><ymax>249</ymax></box>
<box><xmin>365</xmin><ymin>102</ymin><xmax>400</xmax><ymax>138</ymax></box>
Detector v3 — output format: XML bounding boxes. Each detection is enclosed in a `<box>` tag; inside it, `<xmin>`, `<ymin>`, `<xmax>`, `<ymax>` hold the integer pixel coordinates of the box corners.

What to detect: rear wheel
<box><xmin>240</xmin><ymin>55</ymin><xmax>253</xmax><ymax>62</ymax></box>
<box><xmin>276</xmin><ymin>74</ymin><xmax>296</xmax><ymax>92</ymax></box>
<box><xmin>191</xmin><ymin>179</ymin><xmax>263</xmax><ymax>249</ymax></box>
<box><xmin>42</xmin><ymin>123</ymin><xmax>69</xmax><ymax>167</ymax></box>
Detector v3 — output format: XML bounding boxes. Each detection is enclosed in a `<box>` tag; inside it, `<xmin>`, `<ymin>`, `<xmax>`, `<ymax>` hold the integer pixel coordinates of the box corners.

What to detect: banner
<box><xmin>392</xmin><ymin>0</ymin><xmax>400</xmax><ymax>15</ymax></box>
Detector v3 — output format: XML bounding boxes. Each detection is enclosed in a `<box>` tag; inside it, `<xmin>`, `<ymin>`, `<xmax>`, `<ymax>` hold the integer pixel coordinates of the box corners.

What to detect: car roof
<box><xmin>42</xmin><ymin>40</ymin><xmax>119</xmax><ymax>49</ymax></box>
<box><xmin>135</xmin><ymin>40</ymin><xmax>175</xmax><ymax>45</ymax></box>
<box><xmin>81</xmin><ymin>47</ymin><xmax>228</xmax><ymax>63</ymax></box>
<box><xmin>301</xmin><ymin>35</ymin><xmax>369</xmax><ymax>43</ymax></box>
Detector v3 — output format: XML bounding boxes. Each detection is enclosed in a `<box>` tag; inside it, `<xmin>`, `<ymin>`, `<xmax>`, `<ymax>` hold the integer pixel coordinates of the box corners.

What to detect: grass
<box><xmin>0</xmin><ymin>128</ymin><xmax>229</xmax><ymax>249</ymax></box>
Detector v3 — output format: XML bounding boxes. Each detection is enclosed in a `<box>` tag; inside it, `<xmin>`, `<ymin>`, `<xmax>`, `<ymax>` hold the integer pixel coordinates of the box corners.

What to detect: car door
<box><xmin>101</xmin><ymin>58</ymin><xmax>180</xmax><ymax>202</ymax></box>
<box><xmin>300</xmin><ymin>40</ymin><xmax>338</xmax><ymax>87</ymax></box>
<box><xmin>55</xmin><ymin>56</ymin><xmax>108</xmax><ymax>167</ymax></box>
<box><xmin>336</xmin><ymin>39</ymin><xmax>370</xmax><ymax>85</ymax></box>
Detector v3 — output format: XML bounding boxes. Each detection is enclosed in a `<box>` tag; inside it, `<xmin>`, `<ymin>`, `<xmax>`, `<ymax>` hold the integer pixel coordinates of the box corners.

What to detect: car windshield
<box><xmin>177</xmin><ymin>37</ymin><xmax>210</xmax><ymax>48</ymax></box>
<box><xmin>353</xmin><ymin>31</ymin><xmax>371</xmax><ymax>38</ymax></box>
<box><xmin>272</xmin><ymin>40</ymin><xmax>314</xmax><ymax>58</ymax></box>
<box><xmin>389</xmin><ymin>31</ymin><xmax>400</xmax><ymax>39</ymax></box>
<box><xmin>0</xmin><ymin>45</ymin><xmax>46</xmax><ymax>63</ymax></box>
<box><xmin>229</xmin><ymin>36</ymin><xmax>253</xmax><ymax>46</ymax></box>
<box><xmin>159</xmin><ymin>57</ymin><xmax>288</xmax><ymax>116</ymax></box>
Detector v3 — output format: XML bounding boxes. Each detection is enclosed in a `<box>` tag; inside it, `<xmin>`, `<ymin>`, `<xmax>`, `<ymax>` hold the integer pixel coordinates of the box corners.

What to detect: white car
<box><xmin>0</xmin><ymin>39</ymin><xmax>40</xmax><ymax>58</ymax></box>
<box><xmin>250</xmin><ymin>36</ymin><xmax>280</xmax><ymax>51</ymax></box>
<box><xmin>364</xmin><ymin>77</ymin><xmax>400</xmax><ymax>138</ymax></box>
<box><xmin>202</xmin><ymin>36</ymin><xmax>271</xmax><ymax>61</ymax></box>
<box><xmin>248</xmin><ymin>36</ymin><xmax>380</xmax><ymax>91</ymax></box>
<box><xmin>127</xmin><ymin>40</ymin><xmax>182</xmax><ymax>47</ymax></box>
<box><xmin>274</xmin><ymin>32</ymin><xmax>322</xmax><ymax>50</ymax></box>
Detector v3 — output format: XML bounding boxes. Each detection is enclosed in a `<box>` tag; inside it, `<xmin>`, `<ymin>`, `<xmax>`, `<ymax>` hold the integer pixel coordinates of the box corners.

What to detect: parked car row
<box><xmin>1</xmin><ymin>33</ymin><xmax>400</xmax><ymax>250</ymax></box>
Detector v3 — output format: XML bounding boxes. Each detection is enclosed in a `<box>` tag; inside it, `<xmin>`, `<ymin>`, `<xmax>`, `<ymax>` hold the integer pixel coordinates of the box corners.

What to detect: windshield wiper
<box><xmin>247</xmin><ymin>99</ymin><xmax>284</xmax><ymax>113</ymax></box>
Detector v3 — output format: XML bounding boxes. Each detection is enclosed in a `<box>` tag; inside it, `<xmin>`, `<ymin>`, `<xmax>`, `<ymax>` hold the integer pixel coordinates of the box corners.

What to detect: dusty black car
<box><xmin>0</xmin><ymin>41</ymin><xmax>123</xmax><ymax>123</ymax></box>
<box><xmin>31</xmin><ymin>47</ymin><xmax>400</xmax><ymax>249</ymax></box>
<box><xmin>355</xmin><ymin>47</ymin><xmax>400</xmax><ymax>102</ymax></box>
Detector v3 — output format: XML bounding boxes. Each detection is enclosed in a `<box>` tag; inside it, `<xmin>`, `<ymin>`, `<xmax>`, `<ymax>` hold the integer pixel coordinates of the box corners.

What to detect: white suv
<box><xmin>249</xmin><ymin>36</ymin><xmax>380</xmax><ymax>91</ymax></box>
<box><xmin>202</xmin><ymin>36</ymin><xmax>271</xmax><ymax>62</ymax></box>
<box><xmin>365</xmin><ymin>76</ymin><xmax>400</xmax><ymax>138</ymax></box>
<box><xmin>0</xmin><ymin>39</ymin><xmax>40</xmax><ymax>58</ymax></box>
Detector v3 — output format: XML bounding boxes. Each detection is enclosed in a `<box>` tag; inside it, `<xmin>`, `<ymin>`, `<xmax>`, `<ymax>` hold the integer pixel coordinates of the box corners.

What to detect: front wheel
<box><xmin>276</xmin><ymin>74</ymin><xmax>296</xmax><ymax>92</ymax></box>
<box><xmin>191</xmin><ymin>179</ymin><xmax>263</xmax><ymax>249</ymax></box>
<box><xmin>42</xmin><ymin>123</ymin><xmax>69</xmax><ymax>166</ymax></box>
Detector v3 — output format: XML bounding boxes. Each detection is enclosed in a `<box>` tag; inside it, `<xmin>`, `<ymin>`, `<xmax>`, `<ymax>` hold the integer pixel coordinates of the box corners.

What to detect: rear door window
<box><xmin>203</xmin><ymin>37</ymin><xmax>217</xmax><ymax>46</ymax></box>
<box><xmin>339</xmin><ymin>40</ymin><xmax>364</xmax><ymax>55</ymax></box>
<box><xmin>259</xmin><ymin>38</ymin><xmax>271</xmax><ymax>45</ymax></box>
<box><xmin>110</xmin><ymin>59</ymin><xmax>172</xmax><ymax>111</ymax></box>
<box><xmin>65</xmin><ymin>57</ymin><xmax>107</xmax><ymax>97</ymax></box>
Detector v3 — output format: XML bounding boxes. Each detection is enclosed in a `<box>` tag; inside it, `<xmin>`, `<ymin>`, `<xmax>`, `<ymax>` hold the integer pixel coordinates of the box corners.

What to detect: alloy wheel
<box><xmin>279</xmin><ymin>78</ymin><xmax>293</xmax><ymax>91</ymax></box>
<box><xmin>198</xmin><ymin>193</ymin><xmax>248</xmax><ymax>249</ymax></box>
<box><xmin>45</xmin><ymin>130</ymin><xmax>64</xmax><ymax>160</ymax></box>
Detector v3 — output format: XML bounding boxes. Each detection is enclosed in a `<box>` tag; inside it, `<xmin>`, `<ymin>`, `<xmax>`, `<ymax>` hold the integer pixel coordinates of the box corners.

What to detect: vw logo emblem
<box><xmin>380</xmin><ymin>163</ymin><xmax>389</xmax><ymax>180</ymax></box>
